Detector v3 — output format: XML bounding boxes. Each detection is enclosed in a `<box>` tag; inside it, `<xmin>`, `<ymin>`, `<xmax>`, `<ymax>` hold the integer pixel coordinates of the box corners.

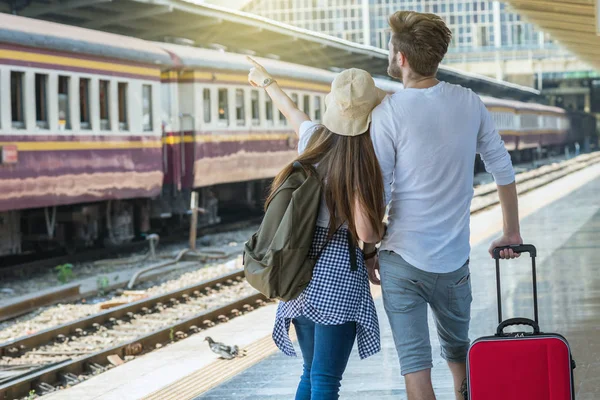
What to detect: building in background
<box><xmin>242</xmin><ymin>0</ymin><xmax>590</xmax><ymax>91</ymax></box>
<box><xmin>244</xmin><ymin>0</ymin><xmax>547</xmax><ymax>51</ymax></box>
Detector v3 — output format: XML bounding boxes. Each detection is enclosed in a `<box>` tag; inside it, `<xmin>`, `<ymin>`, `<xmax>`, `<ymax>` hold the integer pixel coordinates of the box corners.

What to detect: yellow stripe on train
<box><xmin>0</xmin><ymin>49</ymin><xmax>160</xmax><ymax>78</ymax></box>
<box><xmin>0</xmin><ymin>134</ymin><xmax>293</xmax><ymax>151</ymax></box>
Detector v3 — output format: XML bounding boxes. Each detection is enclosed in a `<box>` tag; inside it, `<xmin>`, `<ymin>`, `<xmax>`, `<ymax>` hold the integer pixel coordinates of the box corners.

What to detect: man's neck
<box><xmin>402</xmin><ymin>75</ymin><xmax>439</xmax><ymax>90</ymax></box>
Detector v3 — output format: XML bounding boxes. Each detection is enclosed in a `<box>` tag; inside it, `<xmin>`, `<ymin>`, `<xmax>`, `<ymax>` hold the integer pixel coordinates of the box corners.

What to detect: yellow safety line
<box><xmin>141</xmin><ymin>329</ymin><xmax>297</xmax><ymax>400</ymax></box>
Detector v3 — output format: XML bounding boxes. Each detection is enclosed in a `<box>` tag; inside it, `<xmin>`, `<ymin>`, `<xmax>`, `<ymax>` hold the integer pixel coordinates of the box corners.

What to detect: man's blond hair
<box><xmin>388</xmin><ymin>11</ymin><xmax>452</xmax><ymax>77</ymax></box>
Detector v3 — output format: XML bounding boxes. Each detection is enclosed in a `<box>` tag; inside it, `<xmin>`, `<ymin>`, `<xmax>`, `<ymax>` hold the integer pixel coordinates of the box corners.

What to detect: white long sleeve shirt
<box><xmin>371</xmin><ymin>81</ymin><xmax>515</xmax><ymax>273</ymax></box>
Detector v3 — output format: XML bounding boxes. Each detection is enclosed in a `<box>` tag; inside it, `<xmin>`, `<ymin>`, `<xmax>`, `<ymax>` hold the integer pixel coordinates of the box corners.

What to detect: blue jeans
<box><xmin>292</xmin><ymin>316</ymin><xmax>357</xmax><ymax>400</ymax></box>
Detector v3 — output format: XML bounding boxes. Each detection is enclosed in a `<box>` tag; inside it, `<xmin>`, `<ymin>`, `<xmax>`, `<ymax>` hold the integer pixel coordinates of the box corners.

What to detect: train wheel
<box><xmin>104</xmin><ymin>200</ymin><xmax>135</xmax><ymax>247</ymax></box>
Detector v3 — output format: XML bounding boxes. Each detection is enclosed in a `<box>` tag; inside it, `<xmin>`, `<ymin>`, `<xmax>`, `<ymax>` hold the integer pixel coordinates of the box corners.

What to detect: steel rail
<box><xmin>0</xmin><ymin>270</ymin><xmax>246</xmax><ymax>358</ymax></box>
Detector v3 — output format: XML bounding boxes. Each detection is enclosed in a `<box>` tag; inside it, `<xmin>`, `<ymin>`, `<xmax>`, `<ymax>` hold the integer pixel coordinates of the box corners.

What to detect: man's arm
<box><xmin>370</xmin><ymin>102</ymin><xmax>395</xmax><ymax>207</ymax></box>
<box><xmin>476</xmin><ymin>100</ymin><xmax>522</xmax><ymax>259</ymax></box>
<box><xmin>490</xmin><ymin>182</ymin><xmax>523</xmax><ymax>259</ymax></box>
<box><xmin>364</xmin><ymin>102</ymin><xmax>396</xmax><ymax>284</ymax></box>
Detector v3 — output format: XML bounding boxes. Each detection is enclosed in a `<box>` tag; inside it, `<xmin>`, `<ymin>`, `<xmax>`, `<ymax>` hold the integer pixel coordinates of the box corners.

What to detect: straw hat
<box><xmin>323</xmin><ymin>68</ymin><xmax>387</xmax><ymax>137</ymax></box>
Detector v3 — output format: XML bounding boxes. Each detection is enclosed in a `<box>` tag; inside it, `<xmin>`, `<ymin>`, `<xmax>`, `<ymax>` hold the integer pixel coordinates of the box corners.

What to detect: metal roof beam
<box><xmin>543</xmin><ymin>87</ymin><xmax>590</xmax><ymax>95</ymax></box>
<box><xmin>553</xmin><ymin>41</ymin><xmax>600</xmax><ymax>56</ymax></box>
<box><xmin>274</xmin><ymin>42</ymin><xmax>325</xmax><ymax>58</ymax></box>
<box><xmin>20</xmin><ymin>0</ymin><xmax>112</xmax><ymax>18</ymax></box>
<box><xmin>82</xmin><ymin>4</ymin><xmax>173</xmax><ymax>29</ymax></box>
<box><xmin>547</xmin><ymin>29</ymin><xmax>600</xmax><ymax>46</ymax></box>
<box><xmin>58</xmin><ymin>8</ymin><xmax>108</xmax><ymax>21</ymax></box>
<box><xmin>514</xmin><ymin>8</ymin><xmax>595</xmax><ymax>25</ymax></box>
<box><xmin>138</xmin><ymin>18</ymin><xmax>223</xmax><ymax>39</ymax></box>
<box><xmin>508</xmin><ymin>0</ymin><xmax>592</xmax><ymax>14</ymax></box>
<box><xmin>224</xmin><ymin>26</ymin><xmax>264</xmax><ymax>39</ymax></box>
<box><xmin>535</xmin><ymin>20</ymin><xmax>596</xmax><ymax>34</ymax></box>
<box><xmin>310</xmin><ymin>51</ymin><xmax>372</xmax><ymax>66</ymax></box>
<box><xmin>254</xmin><ymin>36</ymin><xmax>299</xmax><ymax>50</ymax></box>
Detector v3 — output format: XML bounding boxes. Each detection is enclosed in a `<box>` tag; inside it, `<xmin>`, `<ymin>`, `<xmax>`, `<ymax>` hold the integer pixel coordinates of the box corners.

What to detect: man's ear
<box><xmin>398</xmin><ymin>52</ymin><xmax>407</xmax><ymax>67</ymax></box>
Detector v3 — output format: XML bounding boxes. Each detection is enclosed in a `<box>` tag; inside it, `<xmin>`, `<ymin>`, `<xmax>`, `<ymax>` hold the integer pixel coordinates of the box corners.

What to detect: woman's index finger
<box><xmin>246</xmin><ymin>56</ymin><xmax>263</xmax><ymax>68</ymax></box>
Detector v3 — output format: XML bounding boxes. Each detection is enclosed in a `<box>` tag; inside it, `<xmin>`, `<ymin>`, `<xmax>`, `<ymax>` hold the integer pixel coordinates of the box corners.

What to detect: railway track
<box><xmin>0</xmin><ymin>270</ymin><xmax>268</xmax><ymax>399</ymax></box>
<box><xmin>470</xmin><ymin>151</ymin><xmax>600</xmax><ymax>213</ymax></box>
<box><xmin>0</xmin><ymin>217</ymin><xmax>263</xmax><ymax>322</ymax></box>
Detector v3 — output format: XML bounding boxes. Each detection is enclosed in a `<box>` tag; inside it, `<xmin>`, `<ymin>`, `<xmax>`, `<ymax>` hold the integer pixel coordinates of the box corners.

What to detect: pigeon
<box><xmin>204</xmin><ymin>336</ymin><xmax>246</xmax><ymax>359</ymax></box>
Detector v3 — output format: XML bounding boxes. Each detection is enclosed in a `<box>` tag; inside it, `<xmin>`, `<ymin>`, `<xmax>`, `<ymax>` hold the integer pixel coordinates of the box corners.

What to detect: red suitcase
<box><xmin>467</xmin><ymin>244</ymin><xmax>576</xmax><ymax>400</ymax></box>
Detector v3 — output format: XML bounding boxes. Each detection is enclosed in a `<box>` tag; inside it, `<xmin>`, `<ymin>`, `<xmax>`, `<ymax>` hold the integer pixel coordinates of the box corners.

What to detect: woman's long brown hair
<box><xmin>265</xmin><ymin>126</ymin><xmax>385</xmax><ymax>244</ymax></box>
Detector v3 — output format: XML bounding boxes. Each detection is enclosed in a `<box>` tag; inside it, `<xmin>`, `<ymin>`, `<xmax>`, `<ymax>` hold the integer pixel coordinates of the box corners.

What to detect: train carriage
<box><xmin>0</xmin><ymin>14</ymin><xmax>170</xmax><ymax>255</ymax></box>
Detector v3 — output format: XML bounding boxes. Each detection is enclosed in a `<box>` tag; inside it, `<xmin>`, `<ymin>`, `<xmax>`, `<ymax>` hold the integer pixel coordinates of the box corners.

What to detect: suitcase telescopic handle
<box><xmin>493</xmin><ymin>244</ymin><xmax>539</xmax><ymax>328</ymax></box>
<box><xmin>496</xmin><ymin>317</ymin><xmax>540</xmax><ymax>336</ymax></box>
<box><xmin>492</xmin><ymin>244</ymin><xmax>536</xmax><ymax>258</ymax></box>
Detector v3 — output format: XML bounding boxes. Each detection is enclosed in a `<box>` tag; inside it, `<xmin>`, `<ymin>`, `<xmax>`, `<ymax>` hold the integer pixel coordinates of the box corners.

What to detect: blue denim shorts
<box><xmin>379</xmin><ymin>250</ymin><xmax>472</xmax><ymax>376</ymax></box>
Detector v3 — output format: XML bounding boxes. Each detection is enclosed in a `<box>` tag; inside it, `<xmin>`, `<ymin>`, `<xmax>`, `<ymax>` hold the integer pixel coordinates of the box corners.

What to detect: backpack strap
<box><xmin>315</xmin><ymin>224</ymin><xmax>341</xmax><ymax>260</ymax></box>
<box><xmin>347</xmin><ymin>230</ymin><xmax>358</xmax><ymax>271</ymax></box>
<box><xmin>314</xmin><ymin>225</ymin><xmax>358</xmax><ymax>272</ymax></box>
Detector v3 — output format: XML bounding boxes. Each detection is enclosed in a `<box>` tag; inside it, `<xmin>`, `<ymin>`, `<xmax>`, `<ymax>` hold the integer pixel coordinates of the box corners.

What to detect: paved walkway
<box><xmin>196</xmin><ymin>175</ymin><xmax>600</xmax><ymax>400</ymax></box>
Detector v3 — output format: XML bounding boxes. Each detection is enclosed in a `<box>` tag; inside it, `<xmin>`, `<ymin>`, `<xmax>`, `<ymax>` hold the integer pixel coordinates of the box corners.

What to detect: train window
<box><xmin>314</xmin><ymin>96</ymin><xmax>322</xmax><ymax>122</ymax></box>
<box><xmin>251</xmin><ymin>90</ymin><xmax>259</xmax><ymax>126</ymax></box>
<box><xmin>118</xmin><ymin>82</ymin><xmax>128</xmax><ymax>131</ymax></box>
<box><xmin>218</xmin><ymin>89</ymin><xmax>229</xmax><ymax>125</ymax></box>
<box><xmin>303</xmin><ymin>95</ymin><xmax>310</xmax><ymax>116</ymax></box>
<box><xmin>235</xmin><ymin>89</ymin><xmax>245</xmax><ymax>126</ymax></box>
<box><xmin>142</xmin><ymin>84</ymin><xmax>153</xmax><ymax>131</ymax></box>
<box><xmin>58</xmin><ymin>76</ymin><xmax>71</xmax><ymax>130</ymax></box>
<box><xmin>80</xmin><ymin>78</ymin><xmax>91</xmax><ymax>130</ymax></box>
<box><xmin>35</xmin><ymin>74</ymin><xmax>49</xmax><ymax>129</ymax></box>
<box><xmin>99</xmin><ymin>80</ymin><xmax>110</xmax><ymax>131</ymax></box>
<box><xmin>279</xmin><ymin>110</ymin><xmax>287</xmax><ymax>126</ymax></box>
<box><xmin>266</xmin><ymin>97</ymin><xmax>274</xmax><ymax>126</ymax></box>
<box><xmin>10</xmin><ymin>72</ymin><xmax>25</xmax><ymax>129</ymax></box>
<box><xmin>203</xmin><ymin>89</ymin><xmax>211</xmax><ymax>123</ymax></box>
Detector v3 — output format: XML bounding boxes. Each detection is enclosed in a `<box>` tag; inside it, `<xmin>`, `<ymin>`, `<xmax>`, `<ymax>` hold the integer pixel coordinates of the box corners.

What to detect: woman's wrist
<box><xmin>363</xmin><ymin>249</ymin><xmax>378</xmax><ymax>260</ymax></box>
<box><xmin>260</xmin><ymin>77</ymin><xmax>276</xmax><ymax>88</ymax></box>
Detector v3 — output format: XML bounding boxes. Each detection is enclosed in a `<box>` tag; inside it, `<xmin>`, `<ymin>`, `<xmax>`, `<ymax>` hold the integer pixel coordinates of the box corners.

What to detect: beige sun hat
<box><xmin>322</xmin><ymin>68</ymin><xmax>387</xmax><ymax>137</ymax></box>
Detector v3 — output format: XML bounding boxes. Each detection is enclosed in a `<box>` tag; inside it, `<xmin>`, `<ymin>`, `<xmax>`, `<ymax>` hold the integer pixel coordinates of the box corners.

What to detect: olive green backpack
<box><xmin>243</xmin><ymin>162</ymin><xmax>323</xmax><ymax>302</ymax></box>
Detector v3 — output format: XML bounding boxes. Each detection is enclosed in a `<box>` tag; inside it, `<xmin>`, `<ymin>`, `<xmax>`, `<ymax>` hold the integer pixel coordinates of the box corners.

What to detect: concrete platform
<box><xmin>195</xmin><ymin>165</ymin><xmax>600</xmax><ymax>400</ymax></box>
<box><xmin>42</xmin><ymin>163</ymin><xmax>600</xmax><ymax>400</ymax></box>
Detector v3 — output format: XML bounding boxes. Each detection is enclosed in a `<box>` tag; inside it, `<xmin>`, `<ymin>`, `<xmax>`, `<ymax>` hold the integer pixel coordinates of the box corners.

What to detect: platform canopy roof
<box><xmin>1</xmin><ymin>0</ymin><xmax>540</xmax><ymax>100</ymax></box>
<box><xmin>502</xmin><ymin>0</ymin><xmax>600</xmax><ymax>70</ymax></box>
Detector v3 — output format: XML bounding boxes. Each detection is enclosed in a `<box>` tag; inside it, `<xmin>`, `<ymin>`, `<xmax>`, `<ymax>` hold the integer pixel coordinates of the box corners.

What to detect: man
<box><xmin>366</xmin><ymin>11</ymin><xmax>523</xmax><ymax>400</ymax></box>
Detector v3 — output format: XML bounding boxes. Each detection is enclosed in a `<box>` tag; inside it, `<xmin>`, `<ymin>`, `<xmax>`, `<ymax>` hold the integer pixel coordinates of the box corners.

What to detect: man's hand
<box><xmin>365</xmin><ymin>255</ymin><xmax>381</xmax><ymax>285</ymax></box>
<box><xmin>488</xmin><ymin>232</ymin><xmax>523</xmax><ymax>259</ymax></box>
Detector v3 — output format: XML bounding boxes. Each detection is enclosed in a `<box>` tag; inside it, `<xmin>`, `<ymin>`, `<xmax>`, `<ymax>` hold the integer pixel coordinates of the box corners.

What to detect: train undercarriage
<box><xmin>0</xmin><ymin>179</ymin><xmax>271</xmax><ymax>258</ymax></box>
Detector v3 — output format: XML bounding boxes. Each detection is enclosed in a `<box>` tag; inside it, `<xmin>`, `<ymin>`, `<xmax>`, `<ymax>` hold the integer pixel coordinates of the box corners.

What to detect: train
<box><xmin>0</xmin><ymin>13</ymin><xmax>596</xmax><ymax>257</ymax></box>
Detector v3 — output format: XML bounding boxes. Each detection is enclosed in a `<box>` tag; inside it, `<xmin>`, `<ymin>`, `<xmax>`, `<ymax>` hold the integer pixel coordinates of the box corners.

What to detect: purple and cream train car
<box><xmin>0</xmin><ymin>13</ymin><xmax>580</xmax><ymax>257</ymax></box>
<box><xmin>482</xmin><ymin>96</ymin><xmax>569</xmax><ymax>159</ymax></box>
<box><xmin>0</xmin><ymin>15</ymin><xmax>170</xmax><ymax>255</ymax></box>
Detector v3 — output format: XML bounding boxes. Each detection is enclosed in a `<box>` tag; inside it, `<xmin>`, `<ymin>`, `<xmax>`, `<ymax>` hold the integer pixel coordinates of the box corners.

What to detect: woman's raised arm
<box><xmin>247</xmin><ymin>57</ymin><xmax>310</xmax><ymax>135</ymax></box>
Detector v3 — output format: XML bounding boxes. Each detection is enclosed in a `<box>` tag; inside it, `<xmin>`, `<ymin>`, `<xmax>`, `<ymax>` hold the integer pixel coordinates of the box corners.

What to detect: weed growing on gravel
<box><xmin>97</xmin><ymin>276</ymin><xmax>110</xmax><ymax>295</ymax></box>
<box><xmin>27</xmin><ymin>389</ymin><xmax>36</xmax><ymax>399</ymax></box>
<box><xmin>169</xmin><ymin>327</ymin><xmax>174</xmax><ymax>342</ymax></box>
<box><xmin>55</xmin><ymin>263</ymin><xmax>74</xmax><ymax>284</ymax></box>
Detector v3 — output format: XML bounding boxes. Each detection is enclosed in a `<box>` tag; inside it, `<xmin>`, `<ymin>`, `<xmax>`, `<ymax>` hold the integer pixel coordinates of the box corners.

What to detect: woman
<box><xmin>247</xmin><ymin>57</ymin><xmax>386</xmax><ymax>400</ymax></box>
